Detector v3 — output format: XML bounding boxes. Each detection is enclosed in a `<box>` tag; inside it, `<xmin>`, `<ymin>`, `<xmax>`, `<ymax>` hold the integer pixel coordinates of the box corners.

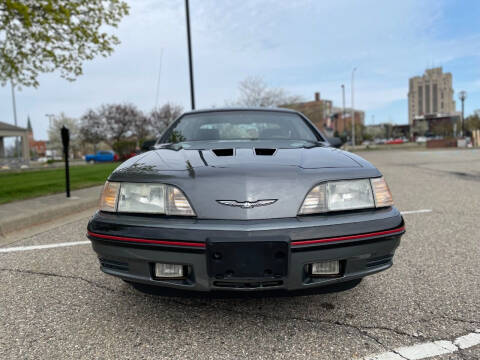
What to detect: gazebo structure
<box><xmin>0</xmin><ymin>121</ymin><xmax>30</xmax><ymax>162</ymax></box>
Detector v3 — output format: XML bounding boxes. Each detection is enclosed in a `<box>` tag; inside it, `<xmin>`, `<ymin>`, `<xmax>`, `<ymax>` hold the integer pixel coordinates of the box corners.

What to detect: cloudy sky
<box><xmin>1</xmin><ymin>0</ymin><xmax>480</xmax><ymax>139</ymax></box>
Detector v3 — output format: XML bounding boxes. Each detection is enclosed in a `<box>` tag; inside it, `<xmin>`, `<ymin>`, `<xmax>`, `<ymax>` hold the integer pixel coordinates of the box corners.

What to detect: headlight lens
<box><xmin>118</xmin><ymin>183</ymin><xmax>167</xmax><ymax>214</ymax></box>
<box><xmin>299</xmin><ymin>177</ymin><xmax>393</xmax><ymax>214</ymax></box>
<box><xmin>327</xmin><ymin>179</ymin><xmax>374</xmax><ymax>211</ymax></box>
<box><xmin>99</xmin><ymin>181</ymin><xmax>195</xmax><ymax>216</ymax></box>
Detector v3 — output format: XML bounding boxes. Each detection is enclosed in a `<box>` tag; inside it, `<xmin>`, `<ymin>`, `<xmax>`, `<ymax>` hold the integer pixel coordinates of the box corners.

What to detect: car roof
<box><xmin>181</xmin><ymin>107</ymin><xmax>300</xmax><ymax>116</ymax></box>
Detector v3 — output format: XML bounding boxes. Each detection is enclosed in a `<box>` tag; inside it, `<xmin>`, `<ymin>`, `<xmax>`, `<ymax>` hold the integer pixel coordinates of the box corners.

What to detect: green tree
<box><xmin>345</xmin><ymin>122</ymin><xmax>365</xmax><ymax>144</ymax></box>
<box><xmin>79</xmin><ymin>109</ymin><xmax>105</xmax><ymax>152</ymax></box>
<box><xmin>432</xmin><ymin>121</ymin><xmax>454</xmax><ymax>138</ymax></box>
<box><xmin>0</xmin><ymin>0</ymin><xmax>129</xmax><ymax>87</ymax></box>
<box><xmin>230</xmin><ymin>76</ymin><xmax>303</xmax><ymax>108</ymax></box>
<box><xmin>149</xmin><ymin>103</ymin><xmax>183</xmax><ymax>134</ymax></box>
<box><xmin>412</xmin><ymin>120</ymin><xmax>428</xmax><ymax>137</ymax></box>
<box><xmin>465</xmin><ymin>114</ymin><xmax>480</xmax><ymax>133</ymax></box>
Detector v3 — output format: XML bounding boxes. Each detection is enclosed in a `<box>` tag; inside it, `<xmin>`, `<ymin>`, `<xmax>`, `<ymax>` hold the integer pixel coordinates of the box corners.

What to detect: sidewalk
<box><xmin>0</xmin><ymin>186</ymin><xmax>103</xmax><ymax>237</ymax></box>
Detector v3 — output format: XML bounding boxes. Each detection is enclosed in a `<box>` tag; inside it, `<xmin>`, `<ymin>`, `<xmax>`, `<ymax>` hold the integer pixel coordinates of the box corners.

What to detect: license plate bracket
<box><xmin>207</xmin><ymin>241</ymin><xmax>289</xmax><ymax>279</ymax></box>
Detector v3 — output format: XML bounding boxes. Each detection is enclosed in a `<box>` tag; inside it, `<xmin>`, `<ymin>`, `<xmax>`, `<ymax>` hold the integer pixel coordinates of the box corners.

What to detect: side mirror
<box><xmin>140</xmin><ymin>139</ymin><xmax>157</xmax><ymax>152</ymax></box>
<box><xmin>326</xmin><ymin>137</ymin><xmax>343</xmax><ymax>148</ymax></box>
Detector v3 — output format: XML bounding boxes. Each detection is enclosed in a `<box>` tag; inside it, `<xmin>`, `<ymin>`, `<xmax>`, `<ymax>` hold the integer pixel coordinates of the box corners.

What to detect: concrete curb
<box><xmin>0</xmin><ymin>186</ymin><xmax>102</xmax><ymax>237</ymax></box>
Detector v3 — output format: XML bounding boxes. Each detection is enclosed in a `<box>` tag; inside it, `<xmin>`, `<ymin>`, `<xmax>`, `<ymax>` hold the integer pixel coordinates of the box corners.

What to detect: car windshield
<box><xmin>163</xmin><ymin>111</ymin><xmax>319</xmax><ymax>143</ymax></box>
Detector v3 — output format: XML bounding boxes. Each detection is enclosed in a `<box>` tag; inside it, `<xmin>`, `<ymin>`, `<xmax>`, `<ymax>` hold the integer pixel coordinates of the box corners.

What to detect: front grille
<box><xmin>213</xmin><ymin>280</ymin><xmax>283</xmax><ymax>289</ymax></box>
<box><xmin>99</xmin><ymin>258</ymin><xmax>129</xmax><ymax>271</ymax></box>
<box><xmin>366</xmin><ymin>255</ymin><xmax>393</xmax><ymax>268</ymax></box>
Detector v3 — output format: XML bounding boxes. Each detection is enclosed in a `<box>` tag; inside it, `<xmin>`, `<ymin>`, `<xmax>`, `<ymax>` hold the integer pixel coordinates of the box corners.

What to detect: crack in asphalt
<box><xmin>0</xmin><ymin>268</ymin><xmax>118</xmax><ymax>294</ymax></box>
<box><xmin>1</xmin><ymin>267</ymin><xmax>479</xmax><ymax>359</ymax></box>
<box><xmin>412</xmin><ymin>313</ymin><xmax>480</xmax><ymax>328</ymax></box>
<box><xmin>172</xmin><ymin>300</ymin><xmax>415</xmax><ymax>359</ymax></box>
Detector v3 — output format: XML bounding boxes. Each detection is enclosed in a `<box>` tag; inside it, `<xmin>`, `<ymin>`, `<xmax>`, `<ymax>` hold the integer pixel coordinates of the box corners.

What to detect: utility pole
<box><xmin>11</xmin><ymin>81</ymin><xmax>19</xmax><ymax>156</ymax></box>
<box><xmin>45</xmin><ymin>113</ymin><xmax>55</xmax><ymax>128</ymax></box>
<box><xmin>351</xmin><ymin>67</ymin><xmax>357</xmax><ymax>146</ymax></box>
<box><xmin>458</xmin><ymin>91</ymin><xmax>467</xmax><ymax>138</ymax></box>
<box><xmin>154</xmin><ymin>48</ymin><xmax>164</xmax><ymax>109</ymax></box>
<box><xmin>185</xmin><ymin>0</ymin><xmax>195</xmax><ymax>110</ymax></box>
<box><xmin>341</xmin><ymin>84</ymin><xmax>346</xmax><ymax>129</ymax></box>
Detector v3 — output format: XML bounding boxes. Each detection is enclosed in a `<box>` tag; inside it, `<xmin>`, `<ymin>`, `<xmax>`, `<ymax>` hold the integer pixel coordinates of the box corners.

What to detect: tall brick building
<box><xmin>408</xmin><ymin>67</ymin><xmax>456</xmax><ymax>125</ymax></box>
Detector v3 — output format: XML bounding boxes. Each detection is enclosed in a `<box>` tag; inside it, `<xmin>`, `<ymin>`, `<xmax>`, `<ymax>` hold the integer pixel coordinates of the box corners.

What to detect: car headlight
<box><xmin>299</xmin><ymin>177</ymin><xmax>393</xmax><ymax>215</ymax></box>
<box><xmin>99</xmin><ymin>181</ymin><xmax>195</xmax><ymax>216</ymax></box>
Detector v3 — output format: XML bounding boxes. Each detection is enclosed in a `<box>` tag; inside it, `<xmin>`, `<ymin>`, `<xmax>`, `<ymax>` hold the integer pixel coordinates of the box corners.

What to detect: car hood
<box><xmin>109</xmin><ymin>142</ymin><xmax>381</xmax><ymax>220</ymax></box>
<box><xmin>116</xmin><ymin>141</ymin><xmax>362</xmax><ymax>171</ymax></box>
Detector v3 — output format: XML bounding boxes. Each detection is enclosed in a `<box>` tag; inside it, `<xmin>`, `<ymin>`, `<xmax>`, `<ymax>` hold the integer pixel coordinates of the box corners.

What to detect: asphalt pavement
<box><xmin>0</xmin><ymin>149</ymin><xmax>479</xmax><ymax>360</ymax></box>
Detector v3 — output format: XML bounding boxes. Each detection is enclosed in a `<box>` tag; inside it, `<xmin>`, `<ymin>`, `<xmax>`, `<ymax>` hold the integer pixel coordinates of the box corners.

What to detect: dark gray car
<box><xmin>87</xmin><ymin>108</ymin><xmax>404</xmax><ymax>293</ymax></box>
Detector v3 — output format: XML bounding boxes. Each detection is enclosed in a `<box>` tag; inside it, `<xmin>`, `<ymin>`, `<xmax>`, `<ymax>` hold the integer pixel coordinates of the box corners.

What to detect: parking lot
<box><xmin>1</xmin><ymin>149</ymin><xmax>479</xmax><ymax>360</ymax></box>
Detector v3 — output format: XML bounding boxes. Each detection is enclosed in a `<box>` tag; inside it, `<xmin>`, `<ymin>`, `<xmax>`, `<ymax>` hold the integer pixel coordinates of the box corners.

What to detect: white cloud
<box><xmin>1</xmin><ymin>0</ymin><xmax>479</xmax><ymax>138</ymax></box>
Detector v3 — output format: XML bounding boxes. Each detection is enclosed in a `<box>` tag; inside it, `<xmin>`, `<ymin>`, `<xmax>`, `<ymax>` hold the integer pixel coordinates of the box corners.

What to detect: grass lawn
<box><xmin>0</xmin><ymin>163</ymin><xmax>119</xmax><ymax>204</ymax></box>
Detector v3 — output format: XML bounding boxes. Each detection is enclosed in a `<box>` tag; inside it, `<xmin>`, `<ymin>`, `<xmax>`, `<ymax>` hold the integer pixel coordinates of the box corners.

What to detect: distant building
<box><xmin>27</xmin><ymin>117</ymin><xmax>47</xmax><ymax>157</ymax></box>
<box><xmin>0</xmin><ymin>121</ymin><xmax>30</xmax><ymax>162</ymax></box>
<box><xmin>412</xmin><ymin>114</ymin><xmax>460</xmax><ymax>138</ymax></box>
<box><xmin>283</xmin><ymin>92</ymin><xmax>364</xmax><ymax>136</ymax></box>
<box><xmin>364</xmin><ymin>123</ymin><xmax>410</xmax><ymax>140</ymax></box>
<box><xmin>408</xmin><ymin>67</ymin><xmax>456</xmax><ymax>125</ymax></box>
<box><xmin>391</xmin><ymin>124</ymin><xmax>410</xmax><ymax>138</ymax></box>
<box><xmin>282</xmin><ymin>92</ymin><xmax>331</xmax><ymax>131</ymax></box>
<box><xmin>331</xmin><ymin>107</ymin><xmax>364</xmax><ymax>136</ymax></box>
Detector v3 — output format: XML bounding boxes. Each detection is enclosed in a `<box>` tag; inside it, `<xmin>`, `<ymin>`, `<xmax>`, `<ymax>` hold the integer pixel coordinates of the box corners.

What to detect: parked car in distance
<box><xmin>85</xmin><ymin>150</ymin><xmax>118</xmax><ymax>163</ymax></box>
<box><xmin>386</xmin><ymin>138</ymin><xmax>404</xmax><ymax>145</ymax></box>
<box><xmin>119</xmin><ymin>151</ymin><xmax>138</xmax><ymax>161</ymax></box>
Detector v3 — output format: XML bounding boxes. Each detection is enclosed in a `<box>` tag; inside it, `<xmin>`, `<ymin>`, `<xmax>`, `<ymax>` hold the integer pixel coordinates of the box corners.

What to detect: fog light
<box><xmin>155</xmin><ymin>263</ymin><xmax>184</xmax><ymax>278</ymax></box>
<box><xmin>310</xmin><ymin>260</ymin><xmax>340</xmax><ymax>276</ymax></box>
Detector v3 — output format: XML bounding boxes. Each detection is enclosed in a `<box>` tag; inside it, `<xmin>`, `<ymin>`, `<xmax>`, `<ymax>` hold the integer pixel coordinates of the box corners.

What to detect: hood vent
<box><xmin>212</xmin><ymin>148</ymin><xmax>234</xmax><ymax>157</ymax></box>
<box><xmin>255</xmin><ymin>148</ymin><xmax>276</xmax><ymax>156</ymax></box>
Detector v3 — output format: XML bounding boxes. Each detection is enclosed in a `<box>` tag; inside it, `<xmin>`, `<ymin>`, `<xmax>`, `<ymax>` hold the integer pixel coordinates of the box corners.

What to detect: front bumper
<box><xmin>87</xmin><ymin>207</ymin><xmax>405</xmax><ymax>292</ymax></box>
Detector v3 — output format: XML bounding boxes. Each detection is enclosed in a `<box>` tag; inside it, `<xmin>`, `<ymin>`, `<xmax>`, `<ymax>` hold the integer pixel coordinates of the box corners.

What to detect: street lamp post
<box><xmin>351</xmin><ymin>67</ymin><xmax>357</xmax><ymax>146</ymax></box>
<box><xmin>458</xmin><ymin>91</ymin><xmax>467</xmax><ymax>138</ymax></box>
<box><xmin>185</xmin><ymin>0</ymin><xmax>195</xmax><ymax>110</ymax></box>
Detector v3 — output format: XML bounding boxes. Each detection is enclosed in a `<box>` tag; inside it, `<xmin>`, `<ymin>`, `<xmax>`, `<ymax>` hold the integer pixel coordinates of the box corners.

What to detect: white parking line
<box><xmin>0</xmin><ymin>241</ymin><xmax>90</xmax><ymax>253</ymax></box>
<box><xmin>400</xmin><ymin>209</ymin><xmax>432</xmax><ymax>215</ymax></box>
<box><xmin>364</xmin><ymin>329</ymin><xmax>480</xmax><ymax>360</ymax></box>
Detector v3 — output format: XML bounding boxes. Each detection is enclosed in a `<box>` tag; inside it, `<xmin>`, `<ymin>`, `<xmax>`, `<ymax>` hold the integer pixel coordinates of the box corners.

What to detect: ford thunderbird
<box><xmin>87</xmin><ymin>108</ymin><xmax>405</xmax><ymax>293</ymax></box>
